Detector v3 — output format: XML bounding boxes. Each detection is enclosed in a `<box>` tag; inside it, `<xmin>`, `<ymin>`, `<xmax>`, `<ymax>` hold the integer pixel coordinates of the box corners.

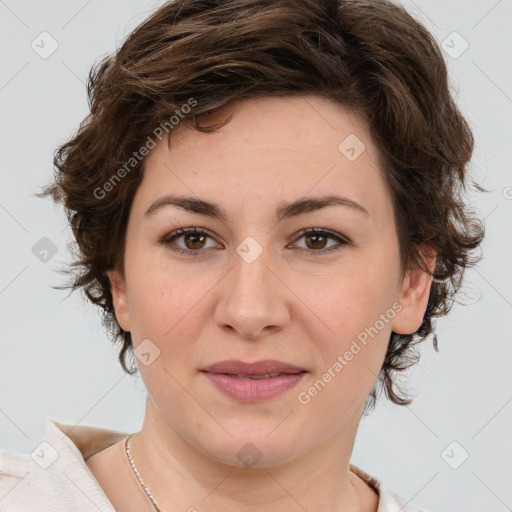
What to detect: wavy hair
<box><xmin>37</xmin><ymin>0</ymin><xmax>485</xmax><ymax>414</ymax></box>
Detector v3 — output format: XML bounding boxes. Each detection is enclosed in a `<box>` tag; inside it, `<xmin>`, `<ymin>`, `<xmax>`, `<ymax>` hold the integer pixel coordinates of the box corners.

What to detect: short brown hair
<box><xmin>37</xmin><ymin>0</ymin><xmax>485</xmax><ymax>413</ymax></box>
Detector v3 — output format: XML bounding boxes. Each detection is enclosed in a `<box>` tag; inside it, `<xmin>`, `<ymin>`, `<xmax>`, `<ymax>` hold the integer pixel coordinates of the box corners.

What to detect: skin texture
<box><xmin>89</xmin><ymin>95</ymin><xmax>435</xmax><ymax>511</ymax></box>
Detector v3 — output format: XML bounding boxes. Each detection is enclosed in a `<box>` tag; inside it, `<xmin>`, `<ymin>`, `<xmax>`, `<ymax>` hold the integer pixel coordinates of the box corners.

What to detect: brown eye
<box><xmin>304</xmin><ymin>232</ymin><xmax>328</xmax><ymax>250</ymax></box>
<box><xmin>161</xmin><ymin>227</ymin><xmax>219</xmax><ymax>256</ymax></box>
<box><xmin>291</xmin><ymin>228</ymin><xmax>349</xmax><ymax>256</ymax></box>
<box><xmin>183</xmin><ymin>232</ymin><xmax>207</xmax><ymax>250</ymax></box>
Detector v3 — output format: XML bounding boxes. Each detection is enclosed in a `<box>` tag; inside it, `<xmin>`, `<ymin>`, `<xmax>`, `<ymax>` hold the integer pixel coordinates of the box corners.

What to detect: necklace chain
<box><xmin>125</xmin><ymin>433</ymin><xmax>162</xmax><ymax>512</ymax></box>
<box><xmin>125</xmin><ymin>433</ymin><xmax>363</xmax><ymax>511</ymax></box>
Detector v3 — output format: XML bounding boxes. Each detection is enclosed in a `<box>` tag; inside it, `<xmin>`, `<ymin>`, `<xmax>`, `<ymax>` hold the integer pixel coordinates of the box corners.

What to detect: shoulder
<box><xmin>0</xmin><ymin>446</ymin><xmax>55</xmax><ymax>511</ymax></box>
<box><xmin>349</xmin><ymin>464</ymin><xmax>435</xmax><ymax>512</ymax></box>
<box><xmin>378</xmin><ymin>486</ymin><xmax>434</xmax><ymax>512</ymax></box>
<box><xmin>0</xmin><ymin>420</ymin><xmax>117</xmax><ymax>512</ymax></box>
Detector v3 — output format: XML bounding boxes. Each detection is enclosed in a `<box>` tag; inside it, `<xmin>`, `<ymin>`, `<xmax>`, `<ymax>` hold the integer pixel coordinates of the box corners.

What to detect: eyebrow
<box><xmin>144</xmin><ymin>194</ymin><xmax>369</xmax><ymax>221</ymax></box>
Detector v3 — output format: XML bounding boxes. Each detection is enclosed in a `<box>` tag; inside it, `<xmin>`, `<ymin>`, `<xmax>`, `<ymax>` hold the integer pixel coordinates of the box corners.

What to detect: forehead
<box><xmin>135</xmin><ymin>95</ymin><xmax>390</xmax><ymax>222</ymax></box>
<box><xmin>163</xmin><ymin>95</ymin><xmax>375</xmax><ymax>162</ymax></box>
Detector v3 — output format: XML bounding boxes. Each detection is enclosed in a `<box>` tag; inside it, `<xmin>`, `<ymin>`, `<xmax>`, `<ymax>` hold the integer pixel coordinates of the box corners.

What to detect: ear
<box><xmin>107</xmin><ymin>269</ymin><xmax>131</xmax><ymax>332</ymax></box>
<box><xmin>391</xmin><ymin>246</ymin><xmax>437</xmax><ymax>335</ymax></box>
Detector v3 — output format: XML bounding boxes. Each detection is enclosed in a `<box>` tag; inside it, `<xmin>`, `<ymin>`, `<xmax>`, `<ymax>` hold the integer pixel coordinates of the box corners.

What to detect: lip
<box><xmin>200</xmin><ymin>359</ymin><xmax>307</xmax><ymax>403</ymax></box>
<box><xmin>201</xmin><ymin>359</ymin><xmax>307</xmax><ymax>375</ymax></box>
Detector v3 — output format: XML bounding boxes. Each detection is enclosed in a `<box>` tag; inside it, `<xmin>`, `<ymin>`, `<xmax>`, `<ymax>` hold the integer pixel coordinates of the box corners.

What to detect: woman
<box><xmin>0</xmin><ymin>0</ymin><xmax>484</xmax><ymax>510</ymax></box>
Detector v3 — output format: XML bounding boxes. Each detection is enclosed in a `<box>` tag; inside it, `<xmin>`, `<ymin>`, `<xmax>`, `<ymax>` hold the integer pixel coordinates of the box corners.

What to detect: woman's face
<box><xmin>109</xmin><ymin>95</ymin><xmax>433</xmax><ymax>467</ymax></box>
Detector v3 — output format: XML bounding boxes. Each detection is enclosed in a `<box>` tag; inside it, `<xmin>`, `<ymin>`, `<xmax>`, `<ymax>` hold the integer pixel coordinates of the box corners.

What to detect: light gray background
<box><xmin>1</xmin><ymin>1</ymin><xmax>511</xmax><ymax>511</ymax></box>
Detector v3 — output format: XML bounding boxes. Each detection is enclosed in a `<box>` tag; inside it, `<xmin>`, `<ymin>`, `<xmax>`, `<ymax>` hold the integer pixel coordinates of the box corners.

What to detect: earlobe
<box><xmin>391</xmin><ymin>246</ymin><xmax>437</xmax><ymax>335</ymax></box>
<box><xmin>107</xmin><ymin>269</ymin><xmax>131</xmax><ymax>332</ymax></box>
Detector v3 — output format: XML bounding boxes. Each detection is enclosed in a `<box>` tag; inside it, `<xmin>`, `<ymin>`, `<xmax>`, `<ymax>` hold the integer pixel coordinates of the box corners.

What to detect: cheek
<box><xmin>297</xmin><ymin>292</ymin><xmax>391</xmax><ymax>418</ymax></box>
<box><xmin>293</xmin><ymin>259</ymin><xmax>397</xmax><ymax>407</ymax></box>
<box><xmin>125</xmin><ymin>256</ymin><xmax>208</xmax><ymax>343</ymax></box>
<box><xmin>301</xmin><ymin>252</ymin><xmax>398</xmax><ymax>342</ymax></box>
<box><xmin>124</xmin><ymin>261</ymin><xmax>230</xmax><ymax>393</ymax></box>
<box><xmin>317</xmin><ymin>280</ymin><xmax>392</xmax><ymax>376</ymax></box>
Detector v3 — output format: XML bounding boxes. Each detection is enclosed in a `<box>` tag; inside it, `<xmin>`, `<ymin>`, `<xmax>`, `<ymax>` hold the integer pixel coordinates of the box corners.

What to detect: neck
<box><xmin>129</xmin><ymin>396</ymin><xmax>369</xmax><ymax>512</ymax></box>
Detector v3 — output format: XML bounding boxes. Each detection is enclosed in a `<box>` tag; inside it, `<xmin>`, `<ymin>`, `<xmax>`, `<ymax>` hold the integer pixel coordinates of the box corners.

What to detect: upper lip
<box><xmin>201</xmin><ymin>359</ymin><xmax>307</xmax><ymax>375</ymax></box>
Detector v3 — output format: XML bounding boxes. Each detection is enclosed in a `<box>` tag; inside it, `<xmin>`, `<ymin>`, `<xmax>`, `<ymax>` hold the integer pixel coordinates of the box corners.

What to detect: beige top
<box><xmin>0</xmin><ymin>420</ymin><xmax>430</xmax><ymax>511</ymax></box>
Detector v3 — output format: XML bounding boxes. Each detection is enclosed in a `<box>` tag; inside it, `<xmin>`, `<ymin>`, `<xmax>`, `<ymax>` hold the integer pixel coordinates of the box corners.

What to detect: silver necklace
<box><xmin>125</xmin><ymin>433</ymin><xmax>162</xmax><ymax>512</ymax></box>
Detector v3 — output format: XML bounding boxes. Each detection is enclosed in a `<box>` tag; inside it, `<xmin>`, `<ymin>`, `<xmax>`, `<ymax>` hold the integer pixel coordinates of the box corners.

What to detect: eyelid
<box><xmin>289</xmin><ymin>227</ymin><xmax>351</xmax><ymax>245</ymax></box>
<box><xmin>160</xmin><ymin>226</ymin><xmax>350</xmax><ymax>256</ymax></box>
<box><xmin>287</xmin><ymin>227</ymin><xmax>350</xmax><ymax>256</ymax></box>
<box><xmin>160</xmin><ymin>227</ymin><xmax>220</xmax><ymax>248</ymax></box>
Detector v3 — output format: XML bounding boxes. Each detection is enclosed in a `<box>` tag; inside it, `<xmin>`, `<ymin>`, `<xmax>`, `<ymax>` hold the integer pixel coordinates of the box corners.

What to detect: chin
<box><xmin>198</xmin><ymin>431</ymin><xmax>306</xmax><ymax>470</ymax></box>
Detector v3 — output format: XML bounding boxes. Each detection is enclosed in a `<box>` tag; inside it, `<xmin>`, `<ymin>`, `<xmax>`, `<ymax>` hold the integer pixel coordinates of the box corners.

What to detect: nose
<box><xmin>213</xmin><ymin>244</ymin><xmax>290</xmax><ymax>340</ymax></box>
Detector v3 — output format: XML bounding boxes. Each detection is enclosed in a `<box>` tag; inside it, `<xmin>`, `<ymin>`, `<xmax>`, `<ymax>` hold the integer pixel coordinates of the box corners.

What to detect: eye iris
<box><xmin>175</xmin><ymin>230</ymin><xmax>337</xmax><ymax>252</ymax></box>
<box><xmin>185</xmin><ymin>233</ymin><xmax>206</xmax><ymax>249</ymax></box>
<box><xmin>306</xmin><ymin>233</ymin><xmax>327</xmax><ymax>250</ymax></box>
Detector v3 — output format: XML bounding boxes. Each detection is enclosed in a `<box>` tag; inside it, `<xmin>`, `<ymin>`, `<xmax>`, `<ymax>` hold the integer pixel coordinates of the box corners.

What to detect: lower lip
<box><xmin>202</xmin><ymin>372</ymin><xmax>306</xmax><ymax>402</ymax></box>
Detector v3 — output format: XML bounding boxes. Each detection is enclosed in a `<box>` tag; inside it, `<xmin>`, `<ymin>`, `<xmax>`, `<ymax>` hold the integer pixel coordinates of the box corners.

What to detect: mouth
<box><xmin>200</xmin><ymin>359</ymin><xmax>308</xmax><ymax>402</ymax></box>
<box><xmin>229</xmin><ymin>372</ymin><xmax>301</xmax><ymax>379</ymax></box>
<box><xmin>201</xmin><ymin>359</ymin><xmax>307</xmax><ymax>375</ymax></box>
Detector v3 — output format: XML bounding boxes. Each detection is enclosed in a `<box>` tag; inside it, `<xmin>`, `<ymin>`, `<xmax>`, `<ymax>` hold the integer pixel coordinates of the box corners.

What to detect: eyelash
<box><xmin>159</xmin><ymin>227</ymin><xmax>350</xmax><ymax>257</ymax></box>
